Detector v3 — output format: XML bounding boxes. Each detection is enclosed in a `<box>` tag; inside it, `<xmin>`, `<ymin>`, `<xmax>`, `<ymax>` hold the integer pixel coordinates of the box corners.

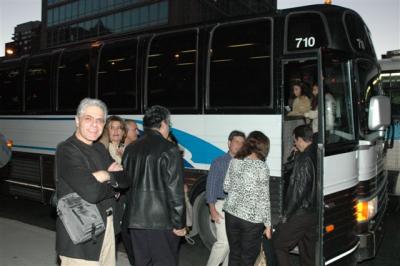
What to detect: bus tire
<box><xmin>195</xmin><ymin>191</ymin><xmax>217</xmax><ymax>250</ymax></box>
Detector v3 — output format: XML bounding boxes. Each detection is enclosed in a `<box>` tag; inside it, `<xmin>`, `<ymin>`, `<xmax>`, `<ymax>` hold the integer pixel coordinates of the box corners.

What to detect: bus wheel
<box><xmin>195</xmin><ymin>191</ymin><xmax>217</xmax><ymax>249</ymax></box>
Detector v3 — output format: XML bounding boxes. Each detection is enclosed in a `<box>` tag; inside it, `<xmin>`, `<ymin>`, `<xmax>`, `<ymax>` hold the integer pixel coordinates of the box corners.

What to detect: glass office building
<box><xmin>43</xmin><ymin>0</ymin><xmax>276</xmax><ymax>48</ymax></box>
<box><xmin>45</xmin><ymin>0</ymin><xmax>168</xmax><ymax>47</ymax></box>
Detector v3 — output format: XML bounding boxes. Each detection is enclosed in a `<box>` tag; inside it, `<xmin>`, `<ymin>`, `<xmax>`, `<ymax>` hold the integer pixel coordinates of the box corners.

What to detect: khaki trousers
<box><xmin>60</xmin><ymin>215</ymin><xmax>115</xmax><ymax>266</ymax></box>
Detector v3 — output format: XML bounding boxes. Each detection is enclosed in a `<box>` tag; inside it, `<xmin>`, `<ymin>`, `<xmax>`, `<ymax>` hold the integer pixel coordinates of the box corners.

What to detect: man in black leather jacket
<box><xmin>122</xmin><ymin>105</ymin><xmax>186</xmax><ymax>266</ymax></box>
<box><xmin>273</xmin><ymin>125</ymin><xmax>317</xmax><ymax>266</ymax></box>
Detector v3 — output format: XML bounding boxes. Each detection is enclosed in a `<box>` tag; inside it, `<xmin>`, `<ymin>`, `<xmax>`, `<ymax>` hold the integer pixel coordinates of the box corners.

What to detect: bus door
<box><xmin>281</xmin><ymin>49</ymin><xmax>359</xmax><ymax>265</ymax></box>
<box><xmin>320</xmin><ymin>49</ymin><xmax>359</xmax><ymax>265</ymax></box>
<box><xmin>281</xmin><ymin>54</ymin><xmax>324</xmax><ymax>265</ymax></box>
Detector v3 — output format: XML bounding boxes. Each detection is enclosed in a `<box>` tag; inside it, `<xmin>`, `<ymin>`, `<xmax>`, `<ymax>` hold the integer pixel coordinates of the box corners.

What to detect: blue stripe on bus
<box><xmin>2</xmin><ymin>118</ymin><xmax>223</xmax><ymax>165</ymax></box>
<box><xmin>13</xmin><ymin>145</ymin><xmax>57</xmax><ymax>151</ymax></box>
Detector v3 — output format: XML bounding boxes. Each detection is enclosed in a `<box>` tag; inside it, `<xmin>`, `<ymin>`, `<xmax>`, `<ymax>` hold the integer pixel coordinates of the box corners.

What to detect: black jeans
<box><xmin>225</xmin><ymin>212</ymin><xmax>264</xmax><ymax>266</ymax></box>
<box><xmin>273</xmin><ymin>213</ymin><xmax>317</xmax><ymax>266</ymax></box>
<box><xmin>129</xmin><ymin>229</ymin><xmax>180</xmax><ymax>266</ymax></box>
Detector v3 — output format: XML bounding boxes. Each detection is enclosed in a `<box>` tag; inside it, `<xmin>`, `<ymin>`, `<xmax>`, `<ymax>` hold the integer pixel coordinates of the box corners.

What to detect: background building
<box><xmin>42</xmin><ymin>0</ymin><xmax>276</xmax><ymax>48</ymax></box>
<box><xmin>4</xmin><ymin>21</ymin><xmax>42</xmax><ymax>57</ymax></box>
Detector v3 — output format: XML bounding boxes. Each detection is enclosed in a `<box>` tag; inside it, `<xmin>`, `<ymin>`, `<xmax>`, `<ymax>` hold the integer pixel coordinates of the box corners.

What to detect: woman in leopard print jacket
<box><xmin>223</xmin><ymin>131</ymin><xmax>272</xmax><ymax>266</ymax></box>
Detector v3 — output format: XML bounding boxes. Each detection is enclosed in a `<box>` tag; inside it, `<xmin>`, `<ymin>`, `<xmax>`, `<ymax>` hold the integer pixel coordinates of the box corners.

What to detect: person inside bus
<box><xmin>304</xmin><ymin>83</ymin><xmax>319</xmax><ymax>133</ymax></box>
<box><xmin>223</xmin><ymin>131</ymin><xmax>272</xmax><ymax>266</ymax></box>
<box><xmin>206</xmin><ymin>130</ymin><xmax>245</xmax><ymax>266</ymax></box>
<box><xmin>55</xmin><ymin>98</ymin><xmax>127</xmax><ymax>266</ymax></box>
<box><xmin>273</xmin><ymin>125</ymin><xmax>317</xmax><ymax>266</ymax></box>
<box><xmin>99</xmin><ymin>115</ymin><xmax>126</xmax><ymax>164</ymax></box>
<box><xmin>304</xmin><ymin>83</ymin><xmax>337</xmax><ymax>133</ymax></box>
<box><xmin>287</xmin><ymin>82</ymin><xmax>311</xmax><ymax>116</ymax></box>
<box><xmin>124</xmin><ymin>119</ymin><xmax>140</xmax><ymax>147</ymax></box>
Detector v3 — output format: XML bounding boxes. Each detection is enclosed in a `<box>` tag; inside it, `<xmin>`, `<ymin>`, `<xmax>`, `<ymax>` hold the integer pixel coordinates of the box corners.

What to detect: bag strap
<box><xmin>57</xmin><ymin>140</ymin><xmax>102</xmax><ymax>244</ymax></box>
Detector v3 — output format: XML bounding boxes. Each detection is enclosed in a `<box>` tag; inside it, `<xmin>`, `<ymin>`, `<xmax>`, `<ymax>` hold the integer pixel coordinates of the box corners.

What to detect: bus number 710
<box><xmin>295</xmin><ymin>37</ymin><xmax>316</xmax><ymax>48</ymax></box>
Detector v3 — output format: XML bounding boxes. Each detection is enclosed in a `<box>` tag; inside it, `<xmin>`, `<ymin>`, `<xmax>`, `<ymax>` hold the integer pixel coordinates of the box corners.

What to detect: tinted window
<box><xmin>98</xmin><ymin>39</ymin><xmax>137</xmax><ymax>111</ymax></box>
<box><xmin>209</xmin><ymin>20</ymin><xmax>272</xmax><ymax>109</ymax></box>
<box><xmin>147</xmin><ymin>30</ymin><xmax>197</xmax><ymax>108</ymax></box>
<box><xmin>286</xmin><ymin>13</ymin><xmax>328</xmax><ymax>51</ymax></box>
<box><xmin>323</xmin><ymin>58</ymin><xmax>355</xmax><ymax>145</ymax></box>
<box><xmin>57</xmin><ymin>48</ymin><xmax>90</xmax><ymax>110</ymax></box>
<box><xmin>356</xmin><ymin>60</ymin><xmax>380</xmax><ymax>136</ymax></box>
<box><xmin>25</xmin><ymin>55</ymin><xmax>52</xmax><ymax>112</ymax></box>
<box><xmin>0</xmin><ymin>64</ymin><xmax>22</xmax><ymax>112</ymax></box>
<box><xmin>344</xmin><ymin>13</ymin><xmax>374</xmax><ymax>55</ymax></box>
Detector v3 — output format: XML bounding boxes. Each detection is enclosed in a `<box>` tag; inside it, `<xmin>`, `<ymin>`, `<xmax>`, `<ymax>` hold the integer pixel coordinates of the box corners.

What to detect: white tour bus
<box><xmin>0</xmin><ymin>4</ymin><xmax>391</xmax><ymax>265</ymax></box>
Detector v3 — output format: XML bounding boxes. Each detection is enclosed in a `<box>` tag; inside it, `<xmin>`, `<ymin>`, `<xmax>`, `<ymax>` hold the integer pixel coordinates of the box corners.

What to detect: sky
<box><xmin>0</xmin><ymin>0</ymin><xmax>399</xmax><ymax>58</ymax></box>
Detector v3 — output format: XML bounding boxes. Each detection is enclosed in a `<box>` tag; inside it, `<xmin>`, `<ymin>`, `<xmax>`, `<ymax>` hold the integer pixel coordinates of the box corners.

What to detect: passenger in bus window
<box><xmin>124</xmin><ymin>119</ymin><xmax>140</xmax><ymax>147</ymax></box>
<box><xmin>223</xmin><ymin>131</ymin><xmax>272</xmax><ymax>266</ymax></box>
<box><xmin>273</xmin><ymin>125</ymin><xmax>317</xmax><ymax>266</ymax></box>
<box><xmin>287</xmin><ymin>82</ymin><xmax>311</xmax><ymax>116</ymax></box>
<box><xmin>304</xmin><ymin>83</ymin><xmax>319</xmax><ymax>133</ymax></box>
<box><xmin>304</xmin><ymin>84</ymin><xmax>337</xmax><ymax>133</ymax></box>
<box><xmin>99</xmin><ymin>115</ymin><xmax>126</xmax><ymax>164</ymax></box>
<box><xmin>55</xmin><ymin>98</ymin><xmax>128</xmax><ymax>266</ymax></box>
<box><xmin>122</xmin><ymin>105</ymin><xmax>186</xmax><ymax>266</ymax></box>
<box><xmin>205</xmin><ymin>130</ymin><xmax>245</xmax><ymax>266</ymax></box>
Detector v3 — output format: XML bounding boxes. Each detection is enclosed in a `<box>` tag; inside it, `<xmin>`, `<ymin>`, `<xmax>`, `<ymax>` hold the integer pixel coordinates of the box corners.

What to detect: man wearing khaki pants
<box><xmin>206</xmin><ymin>130</ymin><xmax>245</xmax><ymax>266</ymax></box>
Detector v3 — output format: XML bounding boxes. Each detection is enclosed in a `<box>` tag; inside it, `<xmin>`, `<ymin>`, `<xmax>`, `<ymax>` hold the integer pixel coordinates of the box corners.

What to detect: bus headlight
<box><xmin>356</xmin><ymin>197</ymin><xmax>378</xmax><ymax>222</ymax></box>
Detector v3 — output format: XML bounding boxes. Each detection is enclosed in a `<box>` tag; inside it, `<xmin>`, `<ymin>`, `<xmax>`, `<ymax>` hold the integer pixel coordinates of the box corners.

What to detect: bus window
<box><xmin>57</xmin><ymin>48</ymin><xmax>90</xmax><ymax>111</ymax></box>
<box><xmin>208</xmin><ymin>19</ymin><xmax>272</xmax><ymax>110</ymax></box>
<box><xmin>98</xmin><ymin>39</ymin><xmax>138</xmax><ymax>111</ymax></box>
<box><xmin>286</xmin><ymin>12</ymin><xmax>328</xmax><ymax>52</ymax></box>
<box><xmin>25</xmin><ymin>55</ymin><xmax>52</xmax><ymax>112</ymax></box>
<box><xmin>323</xmin><ymin>59</ymin><xmax>355</xmax><ymax>145</ymax></box>
<box><xmin>146</xmin><ymin>30</ymin><xmax>197</xmax><ymax>109</ymax></box>
<box><xmin>356</xmin><ymin>60</ymin><xmax>380</xmax><ymax>136</ymax></box>
<box><xmin>0</xmin><ymin>64</ymin><xmax>22</xmax><ymax>112</ymax></box>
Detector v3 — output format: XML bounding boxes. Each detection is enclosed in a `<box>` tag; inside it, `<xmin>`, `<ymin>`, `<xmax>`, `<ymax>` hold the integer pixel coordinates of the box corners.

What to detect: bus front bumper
<box><xmin>355</xmin><ymin>222</ymin><xmax>385</xmax><ymax>262</ymax></box>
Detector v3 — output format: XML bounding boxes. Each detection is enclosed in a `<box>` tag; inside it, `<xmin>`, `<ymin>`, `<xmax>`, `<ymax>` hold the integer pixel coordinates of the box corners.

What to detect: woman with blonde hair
<box><xmin>99</xmin><ymin>115</ymin><xmax>126</xmax><ymax>164</ymax></box>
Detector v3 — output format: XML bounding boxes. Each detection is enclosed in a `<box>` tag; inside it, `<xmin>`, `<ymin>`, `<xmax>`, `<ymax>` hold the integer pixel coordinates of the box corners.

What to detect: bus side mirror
<box><xmin>368</xmin><ymin>96</ymin><xmax>391</xmax><ymax>130</ymax></box>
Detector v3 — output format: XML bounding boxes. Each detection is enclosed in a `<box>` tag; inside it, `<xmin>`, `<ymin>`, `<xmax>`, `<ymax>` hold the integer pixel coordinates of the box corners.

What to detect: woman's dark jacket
<box><xmin>122</xmin><ymin>130</ymin><xmax>186</xmax><ymax>230</ymax></box>
<box><xmin>283</xmin><ymin>143</ymin><xmax>317</xmax><ymax>220</ymax></box>
<box><xmin>55</xmin><ymin>134</ymin><xmax>128</xmax><ymax>261</ymax></box>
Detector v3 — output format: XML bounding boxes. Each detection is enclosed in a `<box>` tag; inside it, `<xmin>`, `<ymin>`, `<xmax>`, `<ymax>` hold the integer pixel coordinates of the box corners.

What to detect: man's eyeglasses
<box><xmin>81</xmin><ymin>115</ymin><xmax>105</xmax><ymax>125</ymax></box>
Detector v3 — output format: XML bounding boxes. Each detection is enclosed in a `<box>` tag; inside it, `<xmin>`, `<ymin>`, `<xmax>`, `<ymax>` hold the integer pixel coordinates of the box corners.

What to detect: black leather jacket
<box><xmin>283</xmin><ymin>144</ymin><xmax>317</xmax><ymax>220</ymax></box>
<box><xmin>122</xmin><ymin>130</ymin><xmax>186</xmax><ymax>230</ymax></box>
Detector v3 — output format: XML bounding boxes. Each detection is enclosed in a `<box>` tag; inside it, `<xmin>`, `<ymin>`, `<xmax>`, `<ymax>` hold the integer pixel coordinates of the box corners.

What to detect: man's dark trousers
<box><xmin>129</xmin><ymin>228</ymin><xmax>180</xmax><ymax>266</ymax></box>
<box><xmin>273</xmin><ymin>213</ymin><xmax>317</xmax><ymax>266</ymax></box>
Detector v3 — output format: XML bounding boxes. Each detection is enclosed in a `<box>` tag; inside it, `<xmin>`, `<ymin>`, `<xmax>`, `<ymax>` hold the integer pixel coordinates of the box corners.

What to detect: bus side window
<box><xmin>146</xmin><ymin>30</ymin><xmax>197</xmax><ymax>110</ymax></box>
<box><xmin>25</xmin><ymin>55</ymin><xmax>52</xmax><ymax>113</ymax></box>
<box><xmin>208</xmin><ymin>19</ymin><xmax>272</xmax><ymax>110</ymax></box>
<box><xmin>57</xmin><ymin>48</ymin><xmax>90</xmax><ymax>111</ymax></box>
<box><xmin>0</xmin><ymin>64</ymin><xmax>22</xmax><ymax>113</ymax></box>
<box><xmin>98</xmin><ymin>39</ymin><xmax>138</xmax><ymax>111</ymax></box>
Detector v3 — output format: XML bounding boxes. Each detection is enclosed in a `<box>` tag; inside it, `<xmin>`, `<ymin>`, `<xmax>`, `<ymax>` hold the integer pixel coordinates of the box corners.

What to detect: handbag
<box><xmin>57</xmin><ymin>192</ymin><xmax>105</xmax><ymax>244</ymax></box>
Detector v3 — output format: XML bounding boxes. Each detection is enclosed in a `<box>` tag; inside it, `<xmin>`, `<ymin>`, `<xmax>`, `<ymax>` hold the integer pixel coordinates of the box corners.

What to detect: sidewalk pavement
<box><xmin>0</xmin><ymin>217</ymin><xmax>130</xmax><ymax>266</ymax></box>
